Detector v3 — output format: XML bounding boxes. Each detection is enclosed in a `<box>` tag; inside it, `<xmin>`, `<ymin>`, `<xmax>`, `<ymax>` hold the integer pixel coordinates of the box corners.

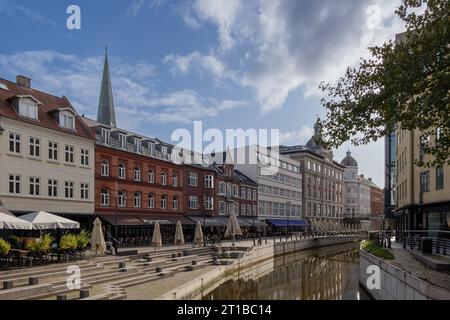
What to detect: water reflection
<box><xmin>204</xmin><ymin>242</ymin><xmax>368</xmax><ymax>300</ymax></box>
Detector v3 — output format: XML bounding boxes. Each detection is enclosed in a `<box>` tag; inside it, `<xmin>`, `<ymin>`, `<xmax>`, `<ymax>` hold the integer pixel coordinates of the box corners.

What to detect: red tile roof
<box><xmin>0</xmin><ymin>77</ymin><xmax>94</xmax><ymax>140</ymax></box>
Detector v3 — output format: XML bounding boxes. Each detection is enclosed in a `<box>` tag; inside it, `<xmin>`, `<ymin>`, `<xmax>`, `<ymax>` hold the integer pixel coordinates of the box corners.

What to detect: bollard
<box><xmin>178</xmin><ymin>252</ymin><xmax>183</xmax><ymax>257</ymax></box>
<box><xmin>3</xmin><ymin>281</ymin><xmax>13</xmax><ymax>290</ymax></box>
<box><xmin>156</xmin><ymin>267</ymin><xmax>163</xmax><ymax>273</ymax></box>
<box><xmin>192</xmin><ymin>261</ymin><xmax>197</xmax><ymax>266</ymax></box>
<box><xmin>57</xmin><ymin>295</ymin><xmax>67</xmax><ymax>301</ymax></box>
<box><xmin>119</xmin><ymin>262</ymin><xmax>127</xmax><ymax>269</ymax></box>
<box><xmin>172</xmin><ymin>253</ymin><xmax>177</xmax><ymax>259</ymax></box>
<box><xmin>80</xmin><ymin>290</ymin><xmax>90</xmax><ymax>299</ymax></box>
<box><xmin>29</xmin><ymin>277</ymin><xmax>39</xmax><ymax>286</ymax></box>
<box><xmin>146</xmin><ymin>257</ymin><xmax>152</xmax><ymax>262</ymax></box>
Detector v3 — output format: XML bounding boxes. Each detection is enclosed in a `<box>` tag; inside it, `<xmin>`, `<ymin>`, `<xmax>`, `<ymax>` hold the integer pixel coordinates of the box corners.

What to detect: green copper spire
<box><xmin>97</xmin><ymin>47</ymin><xmax>116</xmax><ymax>127</ymax></box>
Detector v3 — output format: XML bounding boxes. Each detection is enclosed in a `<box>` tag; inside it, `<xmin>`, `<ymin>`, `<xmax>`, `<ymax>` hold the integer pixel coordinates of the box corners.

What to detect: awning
<box><xmin>186</xmin><ymin>216</ymin><xmax>229</xmax><ymax>227</ymax></box>
<box><xmin>0</xmin><ymin>212</ymin><xmax>34</xmax><ymax>230</ymax></box>
<box><xmin>239</xmin><ymin>217</ymin><xmax>267</xmax><ymax>228</ymax></box>
<box><xmin>266</xmin><ymin>219</ymin><xmax>309</xmax><ymax>227</ymax></box>
<box><xmin>98</xmin><ymin>214</ymin><xmax>195</xmax><ymax>226</ymax></box>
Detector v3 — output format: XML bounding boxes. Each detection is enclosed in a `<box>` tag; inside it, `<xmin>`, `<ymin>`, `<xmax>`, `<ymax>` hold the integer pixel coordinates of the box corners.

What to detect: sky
<box><xmin>0</xmin><ymin>0</ymin><xmax>407</xmax><ymax>187</ymax></box>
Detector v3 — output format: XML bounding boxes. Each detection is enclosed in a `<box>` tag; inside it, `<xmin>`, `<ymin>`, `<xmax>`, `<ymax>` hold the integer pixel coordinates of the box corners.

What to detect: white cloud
<box><xmin>280</xmin><ymin>126</ymin><xmax>314</xmax><ymax>146</ymax></box>
<box><xmin>163</xmin><ymin>51</ymin><xmax>226</xmax><ymax>80</ymax></box>
<box><xmin>178</xmin><ymin>0</ymin><xmax>405</xmax><ymax>113</ymax></box>
<box><xmin>127</xmin><ymin>0</ymin><xmax>167</xmax><ymax>17</ymax></box>
<box><xmin>0</xmin><ymin>50</ymin><xmax>249</xmax><ymax>128</ymax></box>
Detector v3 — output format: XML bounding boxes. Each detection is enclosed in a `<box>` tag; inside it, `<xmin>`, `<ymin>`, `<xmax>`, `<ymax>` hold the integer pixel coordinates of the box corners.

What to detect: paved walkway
<box><xmin>389</xmin><ymin>243</ymin><xmax>450</xmax><ymax>291</ymax></box>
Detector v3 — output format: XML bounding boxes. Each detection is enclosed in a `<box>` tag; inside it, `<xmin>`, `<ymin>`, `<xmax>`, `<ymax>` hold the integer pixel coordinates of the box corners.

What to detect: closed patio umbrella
<box><xmin>152</xmin><ymin>222</ymin><xmax>162</xmax><ymax>251</ymax></box>
<box><xmin>90</xmin><ymin>218</ymin><xmax>106</xmax><ymax>256</ymax></box>
<box><xmin>174</xmin><ymin>221</ymin><xmax>185</xmax><ymax>246</ymax></box>
<box><xmin>0</xmin><ymin>212</ymin><xmax>33</xmax><ymax>230</ymax></box>
<box><xmin>19</xmin><ymin>211</ymin><xmax>80</xmax><ymax>230</ymax></box>
<box><xmin>194</xmin><ymin>221</ymin><xmax>204</xmax><ymax>247</ymax></box>
<box><xmin>225</xmin><ymin>213</ymin><xmax>242</xmax><ymax>246</ymax></box>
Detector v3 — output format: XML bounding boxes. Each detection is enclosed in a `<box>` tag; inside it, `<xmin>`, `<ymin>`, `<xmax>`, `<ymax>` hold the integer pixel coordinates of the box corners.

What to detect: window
<box><xmin>205</xmin><ymin>197</ymin><xmax>214</xmax><ymax>210</ymax></box>
<box><xmin>189</xmin><ymin>196</ymin><xmax>198</xmax><ymax>209</ymax></box>
<box><xmin>161</xmin><ymin>195</ymin><xmax>167</xmax><ymax>209</ymax></box>
<box><xmin>241</xmin><ymin>187</ymin><xmax>246</xmax><ymax>198</ymax></box>
<box><xmin>420</xmin><ymin>172</ymin><xmax>430</xmax><ymax>193</ymax></box>
<box><xmin>149</xmin><ymin>143</ymin><xmax>156</xmax><ymax>156</ymax></box>
<box><xmin>9</xmin><ymin>133</ymin><xmax>21</xmax><ymax>153</ymax></box>
<box><xmin>172</xmin><ymin>196</ymin><xmax>178</xmax><ymax>209</ymax></box>
<box><xmin>80</xmin><ymin>149</ymin><xmax>89</xmax><ymax>166</ymax></box>
<box><xmin>101</xmin><ymin>128</ymin><xmax>110</xmax><ymax>145</ymax></box>
<box><xmin>48</xmin><ymin>179</ymin><xmax>58</xmax><ymax>197</ymax></box>
<box><xmin>134</xmin><ymin>167</ymin><xmax>141</xmax><ymax>182</ymax></box>
<box><xmin>134</xmin><ymin>192</ymin><xmax>141</xmax><ymax>208</ymax></box>
<box><xmin>219</xmin><ymin>201</ymin><xmax>226</xmax><ymax>215</ymax></box>
<box><xmin>118</xmin><ymin>133</ymin><xmax>127</xmax><ymax>150</ymax></box>
<box><xmin>19</xmin><ymin>99</ymin><xmax>38</xmax><ymax>119</ymax></box>
<box><xmin>148</xmin><ymin>169</ymin><xmax>155</xmax><ymax>183</ymax></box>
<box><xmin>61</xmin><ymin>114</ymin><xmax>74</xmax><ymax>129</ymax></box>
<box><xmin>241</xmin><ymin>204</ymin><xmax>246</xmax><ymax>215</ymax></box>
<box><xmin>100</xmin><ymin>189</ymin><xmax>109</xmax><ymax>206</ymax></box>
<box><xmin>189</xmin><ymin>172</ymin><xmax>198</xmax><ymax>186</ymax></box>
<box><xmin>134</xmin><ymin>138</ymin><xmax>142</xmax><ymax>153</ymax></box>
<box><xmin>118</xmin><ymin>191</ymin><xmax>126</xmax><ymax>207</ymax></box>
<box><xmin>161</xmin><ymin>145</ymin><xmax>168</xmax><ymax>156</ymax></box>
<box><xmin>233</xmin><ymin>185</ymin><xmax>239</xmax><ymax>197</ymax></box>
<box><xmin>148</xmin><ymin>194</ymin><xmax>155</xmax><ymax>208</ymax></box>
<box><xmin>29</xmin><ymin>177</ymin><xmax>40</xmax><ymax>196</ymax></box>
<box><xmin>29</xmin><ymin>137</ymin><xmax>40</xmax><ymax>157</ymax></box>
<box><xmin>252</xmin><ymin>205</ymin><xmax>257</xmax><ymax>215</ymax></box>
<box><xmin>118</xmin><ymin>164</ymin><xmax>126</xmax><ymax>179</ymax></box>
<box><xmin>247</xmin><ymin>189</ymin><xmax>251</xmax><ymax>200</ymax></box>
<box><xmin>436</xmin><ymin>167</ymin><xmax>444</xmax><ymax>190</ymax></box>
<box><xmin>8</xmin><ymin>175</ymin><xmax>21</xmax><ymax>194</ymax></box>
<box><xmin>172</xmin><ymin>175</ymin><xmax>178</xmax><ymax>187</ymax></box>
<box><xmin>101</xmin><ymin>160</ymin><xmax>109</xmax><ymax>177</ymax></box>
<box><xmin>65</xmin><ymin>145</ymin><xmax>74</xmax><ymax>163</ymax></box>
<box><xmin>80</xmin><ymin>183</ymin><xmax>89</xmax><ymax>199</ymax></box>
<box><xmin>65</xmin><ymin>182</ymin><xmax>74</xmax><ymax>199</ymax></box>
<box><xmin>218</xmin><ymin>182</ymin><xmax>226</xmax><ymax>195</ymax></box>
<box><xmin>161</xmin><ymin>171</ymin><xmax>167</xmax><ymax>185</ymax></box>
<box><xmin>48</xmin><ymin>142</ymin><xmax>58</xmax><ymax>161</ymax></box>
<box><xmin>205</xmin><ymin>175</ymin><xmax>214</xmax><ymax>189</ymax></box>
<box><xmin>252</xmin><ymin>190</ymin><xmax>257</xmax><ymax>200</ymax></box>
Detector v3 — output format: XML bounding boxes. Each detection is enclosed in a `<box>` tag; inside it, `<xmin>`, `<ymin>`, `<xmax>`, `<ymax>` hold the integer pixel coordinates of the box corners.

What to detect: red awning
<box><xmin>97</xmin><ymin>214</ymin><xmax>195</xmax><ymax>226</ymax></box>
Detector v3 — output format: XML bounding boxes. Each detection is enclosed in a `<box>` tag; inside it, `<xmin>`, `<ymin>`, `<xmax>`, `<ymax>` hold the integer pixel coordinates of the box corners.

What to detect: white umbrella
<box><xmin>194</xmin><ymin>221</ymin><xmax>204</xmax><ymax>246</ymax></box>
<box><xmin>225</xmin><ymin>213</ymin><xmax>242</xmax><ymax>246</ymax></box>
<box><xmin>90</xmin><ymin>218</ymin><xmax>106</xmax><ymax>256</ymax></box>
<box><xmin>0</xmin><ymin>205</ymin><xmax>13</xmax><ymax>216</ymax></box>
<box><xmin>152</xmin><ymin>222</ymin><xmax>162</xmax><ymax>251</ymax></box>
<box><xmin>19</xmin><ymin>211</ymin><xmax>80</xmax><ymax>230</ymax></box>
<box><xmin>0</xmin><ymin>212</ymin><xmax>33</xmax><ymax>230</ymax></box>
<box><xmin>174</xmin><ymin>221</ymin><xmax>185</xmax><ymax>245</ymax></box>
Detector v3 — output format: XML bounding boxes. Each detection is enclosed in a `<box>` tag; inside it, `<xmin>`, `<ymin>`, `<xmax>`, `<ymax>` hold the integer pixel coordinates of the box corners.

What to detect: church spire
<box><xmin>97</xmin><ymin>47</ymin><xmax>116</xmax><ymax>127</ymax></box>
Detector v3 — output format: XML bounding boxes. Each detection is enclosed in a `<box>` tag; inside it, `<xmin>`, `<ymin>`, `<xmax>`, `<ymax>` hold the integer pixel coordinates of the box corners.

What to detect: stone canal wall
<box><xmin>158</xmin><ymin>237</ymin><xmax>358</xmax><ymax>300</ymax></box>
<box><xmin>359</xmin><ymin>250</ymin><xmax>450</xmax><ymax>300</ymax></box>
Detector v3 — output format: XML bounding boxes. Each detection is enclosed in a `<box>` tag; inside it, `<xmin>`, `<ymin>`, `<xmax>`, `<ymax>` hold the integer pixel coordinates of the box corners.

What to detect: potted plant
<box><xmin>0</xmin><ymin>239</ymin><xmax>11</xmax><ymax>256</ymax></box>
<box><xmin>76</xmin><ymin>230</ymin><xmax>91</xmax><ymax>250</ymax></box>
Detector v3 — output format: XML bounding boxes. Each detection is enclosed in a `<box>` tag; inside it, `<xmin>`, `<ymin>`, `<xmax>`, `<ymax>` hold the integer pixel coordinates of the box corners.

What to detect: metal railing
<box><xmin>402</xmin><ymin>230</ymin><xmax>450</xmax><ymax>256</ymax></box>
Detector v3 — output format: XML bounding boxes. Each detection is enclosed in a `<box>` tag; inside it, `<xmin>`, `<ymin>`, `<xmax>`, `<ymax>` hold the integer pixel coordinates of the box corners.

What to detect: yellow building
<box><xmin>394</xmin><ymin>126</ymin><xmax>450</xmax><ymax>239</ymax></box>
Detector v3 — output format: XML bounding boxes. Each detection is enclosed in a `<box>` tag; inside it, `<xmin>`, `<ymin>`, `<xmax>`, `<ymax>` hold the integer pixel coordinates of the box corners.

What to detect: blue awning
<box><xmin>266</xmin><ymin>219</ymin><xmax>308</xmax><ymax>227</ymax></box>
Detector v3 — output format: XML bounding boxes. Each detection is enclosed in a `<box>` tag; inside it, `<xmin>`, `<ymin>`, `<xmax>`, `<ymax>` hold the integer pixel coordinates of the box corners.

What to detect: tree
<box><xmin>319</xmin><ymin>0</ymin><xmax>449</xmax><ymax>167</ymax></box>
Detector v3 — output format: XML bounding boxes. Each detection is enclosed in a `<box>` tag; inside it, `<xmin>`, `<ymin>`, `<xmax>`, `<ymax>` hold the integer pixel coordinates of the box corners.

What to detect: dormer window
<box><xmin>61</xmin><ymin>114</ymin><xmax>75</xmax><ymax>129</ymax></box>
<box><xmin>101</xmin><ymin>128</ymin><xmax>110</xmax><ymax>145</ymax></box>
<box><xmin>161</xmin><ymin>145</ymin><xmax>168</xmax><ymax>156</ymax></box>
<box><xmin>149</xmin><ymin>143</ymin><xmax>156</xmax><ymax>156</ymax></box>
<box><xmin>119</xmin><ymin>133</ymin><xmax>127</xmax><ymax>150</ymax></box>
<box><xmin>135</xmin><ymin>138</ymin><xmax>142</xmax><ymax>153</ymax></box>
<box><xmin>19</xmin><ymin>98</ymin><xmax>38</xmax><ymax>119</ymax></box>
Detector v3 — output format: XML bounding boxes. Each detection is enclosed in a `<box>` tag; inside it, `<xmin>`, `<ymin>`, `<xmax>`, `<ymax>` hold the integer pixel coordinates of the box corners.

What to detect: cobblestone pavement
<box><xmin>390</xmin><ymin>244</ymin><xmax>450</xmax><ymax>291</ymax></box>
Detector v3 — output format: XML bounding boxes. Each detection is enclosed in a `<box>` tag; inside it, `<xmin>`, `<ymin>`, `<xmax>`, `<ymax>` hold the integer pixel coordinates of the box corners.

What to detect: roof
<box><xmin>341</xmin><ymin>151</ymin><xmax>358</xmax><ymax>167</ymax></box>
<box><xmin>0</xmin><ymin>77</ymin><xmax>93</xmax><ymax>140</ymax></box>
<box><xmin>97</xmin><ymin>50</ymin><xmax>117</xmax><ymax>127</ymax></box>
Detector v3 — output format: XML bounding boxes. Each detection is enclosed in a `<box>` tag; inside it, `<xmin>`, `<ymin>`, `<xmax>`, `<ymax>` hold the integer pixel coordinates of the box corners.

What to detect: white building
<box><xmin>341</xmin><ymin>151</ymin><xmax>371</xmax><ymax>221</ymax></box>
<box><xmin>0</xmin><ymin>76</ymin><xmax>95</xmax><ymax>229</ymax></box>
<box><xmin>216</xmin><ymin>145</ymin><xmax>304</xmax><ymax>228</ymax></box>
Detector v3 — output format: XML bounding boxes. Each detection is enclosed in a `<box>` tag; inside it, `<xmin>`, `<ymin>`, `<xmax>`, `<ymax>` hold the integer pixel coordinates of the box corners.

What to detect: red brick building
<box><xmin>368</xmin><ymin>178</ymin><xmax>385</xmax><ymax>230</ymax></box>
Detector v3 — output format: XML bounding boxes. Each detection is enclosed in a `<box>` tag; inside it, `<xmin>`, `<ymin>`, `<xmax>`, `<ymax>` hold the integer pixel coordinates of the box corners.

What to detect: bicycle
<box><xmin>205</xmin><ymin>235</ymin><xmax>222</xmax><ymax>248</ymax></box>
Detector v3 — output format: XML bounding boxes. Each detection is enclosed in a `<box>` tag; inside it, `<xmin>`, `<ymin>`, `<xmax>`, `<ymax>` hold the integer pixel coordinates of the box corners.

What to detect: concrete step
<box><xmin>0</xmin><ymin>262</ymin><xmax>94</xmax><ymax>281</ymax></box>
<box><xmin>0</xmin><ymin>283</ymin><xmax>53</xmax><ymax>300</ymax></box>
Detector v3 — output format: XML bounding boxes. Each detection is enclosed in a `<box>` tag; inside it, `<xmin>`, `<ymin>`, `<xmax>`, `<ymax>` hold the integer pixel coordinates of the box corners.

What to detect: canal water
<box><xmin>204</xmin><ymin>242</ymin><xmax>370</xmax><ymax>300</ymax></box>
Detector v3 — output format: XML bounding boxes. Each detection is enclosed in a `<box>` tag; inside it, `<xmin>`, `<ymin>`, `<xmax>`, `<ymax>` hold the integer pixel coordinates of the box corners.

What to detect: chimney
<box><xmin>16</xmin><ymin>75</ymin><xmax>31</xmax><ymax>89</ymax></box>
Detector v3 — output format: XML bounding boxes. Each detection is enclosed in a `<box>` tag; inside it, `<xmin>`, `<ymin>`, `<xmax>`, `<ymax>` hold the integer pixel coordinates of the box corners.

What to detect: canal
<box><xmin>204</xmin><ymin>242</ymin><xmax>371</xmax><ymax>300</ymax></box>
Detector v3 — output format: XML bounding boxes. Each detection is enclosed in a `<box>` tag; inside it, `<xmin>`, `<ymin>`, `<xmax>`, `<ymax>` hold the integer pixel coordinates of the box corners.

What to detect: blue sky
<box><xmin>0</xmin><ymin>0</ymin><xmax>406</xmax><ymax>186</ymax></box>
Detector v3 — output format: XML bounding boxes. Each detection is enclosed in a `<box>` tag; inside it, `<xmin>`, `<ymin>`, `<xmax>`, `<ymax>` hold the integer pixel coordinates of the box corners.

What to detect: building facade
<box><xmin>394</xmin><ymin>126</ymin><xmax>450</xmax><ymax>240</ymax></box>
<box><xmin>341</xmin><ymin>151</ymin><xmax>371</xmax><ymax>220</ymax></box>
<box><xmin>0</xmin><ymin>76</ymin><xmax>95</xmax><ymax>229</ymax></box>
<box><xmin>280</xmin><ymin>122</ymin><xmax>344</xmax><ymax>225</ymax></box>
